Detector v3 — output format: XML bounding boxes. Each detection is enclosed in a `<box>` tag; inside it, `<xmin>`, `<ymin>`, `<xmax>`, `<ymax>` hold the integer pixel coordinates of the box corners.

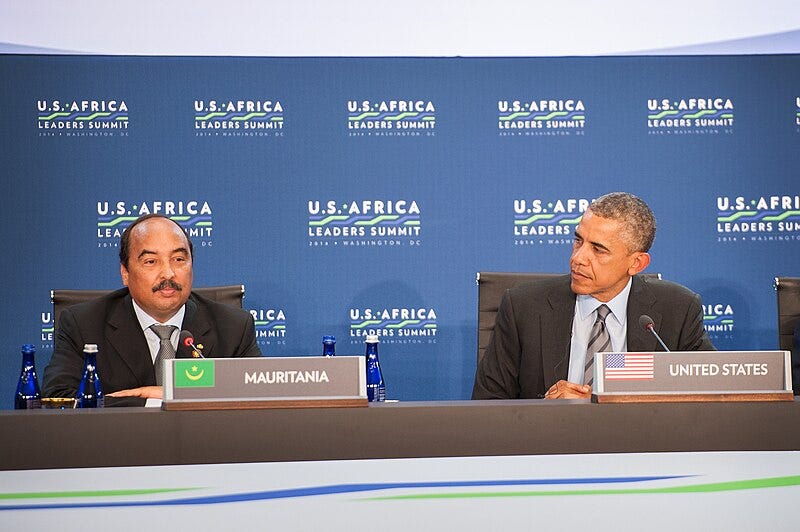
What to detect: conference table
<box><xmin>2</xmin><ymin>400</ymin><xmax>800</xmax><ymax>530</ymax></box>
<box><xmin>2</xmin><ymin>399</ymin><xmax>800</xmax><ymax>469</ymax></box>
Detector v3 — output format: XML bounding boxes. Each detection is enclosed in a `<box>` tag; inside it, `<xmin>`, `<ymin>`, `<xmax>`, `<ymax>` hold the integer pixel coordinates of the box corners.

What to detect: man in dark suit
<box><xmin>43</xmin><ymin>214</ymin><xmax>261</xmax><ymax>405</ymax></box>
<box><xmin>473</xmin><ymin>192</ymin><xmax>714</xmax><ymax>400</ymax></box>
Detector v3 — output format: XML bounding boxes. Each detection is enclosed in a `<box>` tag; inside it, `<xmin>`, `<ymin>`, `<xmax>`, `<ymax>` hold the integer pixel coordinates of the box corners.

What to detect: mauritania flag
<box><xmin>604</xmin><ymin>353</ymin><xmax>654</xmax><ymax>380</ymax></box>
<box><xmin>174</xmin><ymin>359</ymin><xmax>215</xmax><ymax>387</ymax></box>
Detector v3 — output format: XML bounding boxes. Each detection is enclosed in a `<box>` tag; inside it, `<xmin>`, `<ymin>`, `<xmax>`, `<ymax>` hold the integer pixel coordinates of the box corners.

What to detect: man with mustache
<box><xmin>43</xmin><ymin>214</ymin><xmax>262</xmax><ymax>406</ymax></box>
<box><xmin>473</xmin><ymin>192</ymin><xmax>714</xmax><ymax>400</ymax></box>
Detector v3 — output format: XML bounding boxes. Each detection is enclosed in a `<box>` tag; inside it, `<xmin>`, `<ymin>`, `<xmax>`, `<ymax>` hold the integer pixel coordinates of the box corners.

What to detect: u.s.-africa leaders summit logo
<box><xmin>647</xmin><ymin>97</ymin><xmax>733</xmax><ymax>135</ymax></box>
<box><xmin>37</xmin><ymin>99</ymin><xmax>129</xmax><ymax>137</ymax></box>
<box><xmin>514</xmin><ymin>197</ymin><xmax>590</xmax><ymax>246</ymax></box>
<box><xmin>795</xmin><ymin>96</ymin><xmax>800</xmax><ymax>132</ymax></box>
<box><xmin>349</xmin><ymin>306</ymin><xmax>438</xmax><ymax>345</ymax></box>
<box><xmin>97</xmin><ymin>200</ymin><xmax>214</xmax><ymax>248</ymax></box>
<box><xmin>194</xmin><ymin>99</ymin><xmax>284</xmax><ymax>137</ymax></box>
<box><xmin>308</xmin><ymin>199</ymin><xmax>421</xmax><ymax>247</ymax></box>
<box><xmin>40</xmin><ymin>310</ymin><xmax>54</xmax><ymax>350</ymax></box>
<box><xmin>347</xmin><ymin>99</ymin><xmax>436</xmax><ymax>137</ymax></box>
<box><xmin>716</xmin><ymin>195</ymin><xmax>800</xmax><ymax>242</ymax></box>
<box><xmin>498</xmin><ymin>98</ymin><xmax>586</xmax><ymax>137</ymax></box>
<box><xmin>703</xmin><ymin>302</ymin><xmax>734</xmax><ymax>342</ymax></box>
<box><xmin>250</xmin><ymin>307</ymin><xmax>287</xmax><ymax>347</ymax></box>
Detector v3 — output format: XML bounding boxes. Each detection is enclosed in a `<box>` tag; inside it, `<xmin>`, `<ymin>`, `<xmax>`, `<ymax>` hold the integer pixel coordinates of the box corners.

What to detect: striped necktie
<box><xmin>584</xmin><ymin>304</ymin><xmax>611</xmax><ymax>387</ymax></box>
<box><xmin>151</xmin><ymin>324</ymin><xmax>177</xmax><ymax>386</ymax></box>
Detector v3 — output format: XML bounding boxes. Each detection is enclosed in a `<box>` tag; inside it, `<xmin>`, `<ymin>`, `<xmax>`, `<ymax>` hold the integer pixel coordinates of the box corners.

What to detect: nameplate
<box><xmin>592</xmin><ymin>351</ymin><xmax>793</xmax><ymax>403</ymax></box>
<box><xmin>162</xmin><ymin>356</ymin><xmax>367</xmax><ymax>410</ymax></box>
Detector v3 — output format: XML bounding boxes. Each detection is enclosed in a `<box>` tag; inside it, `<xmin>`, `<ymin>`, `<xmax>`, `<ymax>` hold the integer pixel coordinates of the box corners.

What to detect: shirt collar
<box><xmin>131</xmin><ymin>298</ymin><xmax>186</xmax><ymax>331</ymax></box>
<box><xmin>576</xmin><ymin>276</ymin><xmax>632</xmax><ymax>326</ymax></box>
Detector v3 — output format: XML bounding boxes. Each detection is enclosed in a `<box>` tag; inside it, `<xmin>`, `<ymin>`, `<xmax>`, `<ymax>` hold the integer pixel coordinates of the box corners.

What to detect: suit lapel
<box><xmin>106</xmin><ymin>294</ymin><xmax>153</xmax><ymax>385</ymax></box>
<box><xmin>182</xmin><ymin>295</ymin><xmax>217</xmax><ymax>357</ymax></box>
<box><xmin>542</xmin><ymin>278</ymin><xmax>576</xmax><ymax>383</ymax></box>
<box><xmin>626</xmin><ymin>275</ymin><xmax>661</xmax><ymax>351</ymax></box>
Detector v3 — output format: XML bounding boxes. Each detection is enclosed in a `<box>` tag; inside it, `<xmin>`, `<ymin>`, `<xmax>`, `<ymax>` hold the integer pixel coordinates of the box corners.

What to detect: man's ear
<box><xmin>120</xmin><ymin>263</ymin><xmax>129</xmax><ymax>286</ymax></box>
<box><xmin>628</xmin><ymin>252</ymin><xmax>651</xmax><ymax>275</ymax></box>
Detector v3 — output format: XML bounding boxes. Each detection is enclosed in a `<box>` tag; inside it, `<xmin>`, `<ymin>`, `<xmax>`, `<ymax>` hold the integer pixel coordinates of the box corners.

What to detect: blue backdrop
<box><xmin>1</xmin><ymin>55</ymin><xmax>798</xmax><ymax>407</ymax></box>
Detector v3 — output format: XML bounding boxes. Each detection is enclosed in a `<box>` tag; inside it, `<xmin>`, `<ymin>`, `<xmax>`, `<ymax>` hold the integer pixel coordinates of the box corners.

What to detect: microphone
<box><xmin>179</xmin><ymin>330</ymin><xmax>205</xmax><ymax>358</ymax></box>
<box><xmin>639</xmin><ymin>315</ymin><xmax>670</xmax><ymax>352</ymax></box>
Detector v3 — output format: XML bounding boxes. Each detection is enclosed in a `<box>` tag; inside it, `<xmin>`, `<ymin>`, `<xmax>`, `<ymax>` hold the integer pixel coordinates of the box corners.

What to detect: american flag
<box><xmin>604</xmin><ymin>353</ymin><xmax>654</xmax><ymax>380</ymax></box>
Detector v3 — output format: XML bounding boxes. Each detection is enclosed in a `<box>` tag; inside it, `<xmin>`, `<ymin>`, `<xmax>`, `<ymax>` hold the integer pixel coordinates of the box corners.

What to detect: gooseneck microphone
<box><xmin>639</xmin><ymin>315</ymin><xmax>670</xmax><ymax>352</ymax></box>
<box><xmin>179</xmin><ymin>330</ymin><xmax>205</xmax><ymax>358</ymax></box>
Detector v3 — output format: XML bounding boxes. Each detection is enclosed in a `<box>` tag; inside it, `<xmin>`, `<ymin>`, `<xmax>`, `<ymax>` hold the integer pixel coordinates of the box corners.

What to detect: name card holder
<box><xmin>162</xmin><ymin>356</ymin><xmax>367</xmax><ymax>410</ymax></box>
<box><xmin>592</xmin><ymin>351</ymin><xmax>793</xmax><ymax>403</ymax></box>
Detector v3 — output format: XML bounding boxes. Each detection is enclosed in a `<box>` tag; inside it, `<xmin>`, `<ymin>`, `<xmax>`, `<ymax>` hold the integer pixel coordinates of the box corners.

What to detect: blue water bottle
<box><xmin>14</xmin><ymin>344</ymin><xmax>42</xmax><ymax>409</ymax></box>
<box><xmin>76</xmin><ymin>343</ymin><xmax>104</xmax><ymax>408</ymax></box>
<box><xmin>365</xmin><ymin>334</ymin><xmax>385</xmax><ymax>402</ymax></box>
<box><xmin>322</xmin><ymin>335</ymin><xmax>336</xmax><ymax>357</ymax></box>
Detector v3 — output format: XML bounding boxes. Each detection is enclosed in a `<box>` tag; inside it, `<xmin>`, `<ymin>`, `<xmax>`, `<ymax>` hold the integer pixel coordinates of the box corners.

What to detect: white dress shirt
<box><xmin>131</xmin><ymin>299</ymin><xmax>186</xmax><ymax>407</ymax></box>
<box><xmin>567</xmin><ymin>277</ymin><xmax>632</xmax><ymax>384</ymax></box>
<box><xmin>131</xmin><ymin>299</ymin><xmax>186</xmax><ymax>363</ymax></box>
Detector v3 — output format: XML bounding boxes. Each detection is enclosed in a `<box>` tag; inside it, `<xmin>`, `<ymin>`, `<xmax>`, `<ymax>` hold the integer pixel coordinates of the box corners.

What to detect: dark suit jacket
<box><xmin>472</xmin><ymin>274</ymin><xmax>715</xmax><ymax>399</ymax></box>
<box><xmin>42</xmin><ymin>287</ymin><xmax>262</xmax><ymax>406</ymax></box>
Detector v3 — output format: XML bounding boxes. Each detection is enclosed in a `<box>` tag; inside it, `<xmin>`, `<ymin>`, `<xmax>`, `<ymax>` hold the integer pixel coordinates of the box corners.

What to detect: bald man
<box><xmin>43</xmin><ymin>214</ymin><xmax>261</xmax><ymax>406</ymax></box>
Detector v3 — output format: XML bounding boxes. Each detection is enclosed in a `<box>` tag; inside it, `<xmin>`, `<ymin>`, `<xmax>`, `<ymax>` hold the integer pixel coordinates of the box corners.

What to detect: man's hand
<box><xmin>544</xmin><ymin>380</ymin><xmax>591</xmax><ymax>399</ymax></box>
<box><xmin>107</xmin><ymin>386</ymin><xmax>163</xmax><ymax>399</ymax></box>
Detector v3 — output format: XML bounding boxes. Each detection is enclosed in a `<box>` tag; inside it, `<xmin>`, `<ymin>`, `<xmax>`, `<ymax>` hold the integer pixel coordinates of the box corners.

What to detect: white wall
<box><xmin>2</xmin><ymin>0</ymin><xmax>800</xmax><ymax>56</ymax></box>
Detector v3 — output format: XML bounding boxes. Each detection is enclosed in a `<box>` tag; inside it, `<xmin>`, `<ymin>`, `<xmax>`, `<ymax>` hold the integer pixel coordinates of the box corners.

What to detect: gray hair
<box><xmin>588</xmin><ymin>192</ymin><xmax>656</xmax><ymax>252</ymax></box>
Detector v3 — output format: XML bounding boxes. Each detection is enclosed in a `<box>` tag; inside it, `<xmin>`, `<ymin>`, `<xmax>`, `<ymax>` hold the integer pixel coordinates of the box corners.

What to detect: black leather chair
<box><xmin>774</xmin><ymin>277</ymin><xmax>800</xmax><ymax>395</ymax></box>
<box><xmin>775</xmin><ymin>277</ymin><xmax>800</xmax><ymax>351</ymax></box>
<box><xmin>51</xmin><ymin>285</ymin><xmax>245</xmax><ymax>329</ymax></box>
<box><xmin>476</xmin><ymin>272</ymin><xmax>662</xmax><ymax>363</ymax></box>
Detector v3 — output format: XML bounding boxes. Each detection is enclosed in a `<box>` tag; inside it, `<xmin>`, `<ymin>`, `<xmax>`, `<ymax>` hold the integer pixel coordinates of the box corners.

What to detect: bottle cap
<box><xmin>366</xmin><ymin>334</ymin><xmax>379</xmax><ymax>343</ymax></box>
<box><xmin>323</xmin><ymin>335</ymin><xmax>336</xmax><ymax>344</ymax></box>
<box><xmin>21</xmin><ymin>344</ymin><xmax>35</xmax><ymax>353</ymax></box>
<box><xmin>83</xmin><ymin>344</ymin><xmax>99</xmax><ymax>353</ymax></box>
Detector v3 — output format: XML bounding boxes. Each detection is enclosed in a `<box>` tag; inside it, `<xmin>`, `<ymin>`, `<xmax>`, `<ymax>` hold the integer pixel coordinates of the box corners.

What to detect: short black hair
<box><xmin>588</xmin><ymin>192</ymin><xmax>657</xmax><ymax>252</ymax></box>
<box><xmin>119</xmin><ymin>214</ymin><xmax>194</xmax><ymax>267</ymax></box>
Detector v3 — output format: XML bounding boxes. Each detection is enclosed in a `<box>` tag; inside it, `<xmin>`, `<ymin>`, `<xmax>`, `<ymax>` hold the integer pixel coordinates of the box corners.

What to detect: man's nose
<box><xmin>160</xmin><ymin>262</ymin><xmax>175</xmax><ymax>278</ymax></box>
<box><xmin>571</xmin><ymin>245</ymin><xmax>588</xmax><ymax>265</ymax></box>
